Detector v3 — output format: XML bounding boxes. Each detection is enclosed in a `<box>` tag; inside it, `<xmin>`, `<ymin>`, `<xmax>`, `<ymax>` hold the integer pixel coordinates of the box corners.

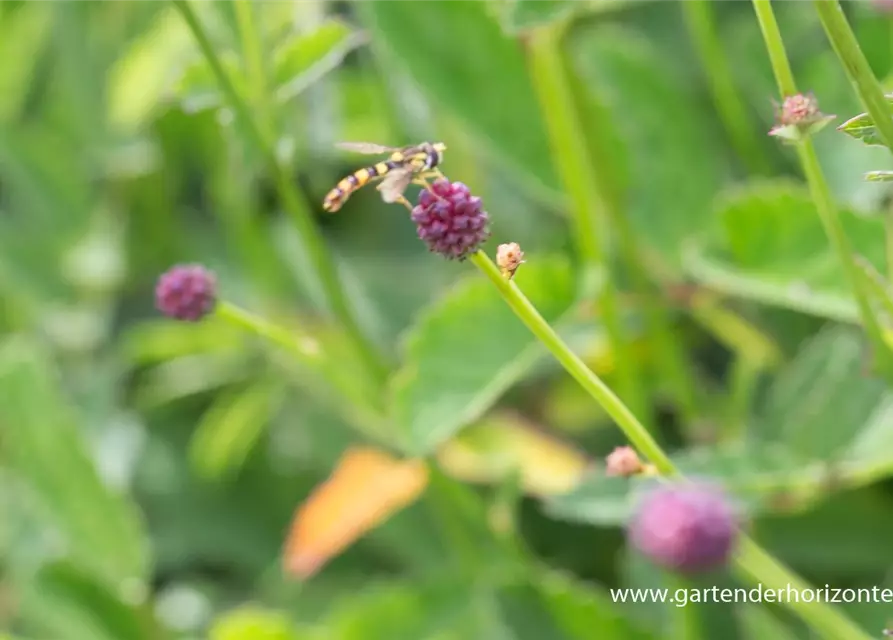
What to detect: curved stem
<box><xmin>173</xmin><ymin>0</ymin><xmax>387</xmax><ymax>383</ymax></box>
<box><xmin>751</xmin><ymin>0</ymin><xmax>892</xmax><ymax>374</ymax></box>
<box><xmin>527</xmin><ymin>22</ymin><xmax>650</xmax><ymax>426</ymax></box>
<box><xmin>470</xmin><ymin>250</ymin><xmax>675</xmax><ymax>474</ymax></box>
<box><xmin>682</xmin><ymin>0</ymin><xmax>773</xmax><ymax>175</ymax></box>
<box><xmin>813</xmin><ymin>0</ymin><xmax>893</xmax><ymax>151</ymax></box>
<box><xmin>471</xmin><ymin>248</ymin><xmax>873</xmax><ymax>639</ymax></box>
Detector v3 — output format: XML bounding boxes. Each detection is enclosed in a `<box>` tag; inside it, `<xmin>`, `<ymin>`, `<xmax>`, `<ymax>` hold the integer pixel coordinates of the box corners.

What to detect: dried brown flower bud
<box><xmin>605</xmin><ymin>446</ymin><xmax>642</xmax><ymax>477</ymax></box>
<box><xmin>496</xmin><ymin>242</ymin><xmax>525</xmax><ymax>279</ymax></box>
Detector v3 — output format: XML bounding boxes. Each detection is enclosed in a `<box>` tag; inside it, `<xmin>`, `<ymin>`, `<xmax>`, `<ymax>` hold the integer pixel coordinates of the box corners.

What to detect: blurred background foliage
<box><xmin>4</xmin><ymin>0</ymin><xmax>893</xmax><ymax>638</ymax></box>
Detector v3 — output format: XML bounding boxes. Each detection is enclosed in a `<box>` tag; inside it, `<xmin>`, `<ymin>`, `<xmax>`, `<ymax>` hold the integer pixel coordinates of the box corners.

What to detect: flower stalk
<box><xmin>470</xmin><ymin>249</ymin><xmax>675</xmax><ymax>474</ymax></box>
<box><xmin>471</xmin><ymin>247</ymin><xmax>873</xmax><ymax>639</ymax></box>
<box><xmin>172</xmin><ymin>0</ymin><xmax>387</xmax><ymax>383</ymax></box>
<box><xmin>681</xmin><ymin>0</ymin><xmax>773</xmax><ymax>175</ymax></box>
<box><xmin>813</xmin><ymin>0</ymin><xmax>893</xmax><ymax>151</ymax></box>
<box><xmin>751</xmin><ymin>0</ymin><xmax>892</xmax><ymax>374</ymax></box>
<box><xmin>527</xmin><ymin>21</ymin><xmax>700</xmax><ymax>428</ymax></box>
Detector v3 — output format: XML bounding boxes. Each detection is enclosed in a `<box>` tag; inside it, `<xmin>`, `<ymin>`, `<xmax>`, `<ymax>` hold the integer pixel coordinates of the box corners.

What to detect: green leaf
<box><xmin>498</xmin><ymin>0</ymin><xmax>631</xmax><ymax>34</ymax></box>
<box><xmin>0</xmin><ymin>3</ymin><xmax>51</xmax><ymax>123</ymax></box>
<box><xmin>738</xmin><ymin>606</ymin><xmax>800</xmax><ymax>640</ymax></box>
<box><xmin>0</xmin><ymin>337</ymin><xmax>149</xmax><ymax>591</ymax></box>
<box><xmin>189</xmin><ymin>379</ymin><xmax>284</xmax><ymax>480</ymax></box>
<box><xmin>837</xmin><ymin>95</ymin><xmax>893</xmax><ymax>149</ymax></box>
<box><xmin>684</xmin><ymin>180</ymin><xmax>886</xmax><ymax>322</ymax></box>
<box><xmin>321</xmin><ymin>573</ymin><xmax>652</xmax><ymax>640</ymax></box>
<box><xmin>864</xmin><ymin>170</ymin><xmax>893</xmax><ymax>182</ymax></box>
<box><xmin>498</xmin><ymin>0</ymin><xmax>576</xmax><ymax>33</ymax></box>
<box><xmin>107</xmin><ymin>7</ymin><xmax>192</xmax><ymax>132</ymax></box>
<box><xmin>209</xmin><ymin>606</ymin><xmax>301</xmax><ymax>640</ymax></box>
<box><xmin>390</xmin><ymin>256</ymin><xmax>577</xmax><ymax>455</ymax></box>
<box><xmin>172</xmin><ymin>51</ymin><xmax>244</xmax><ymax>114</ymax></box>
<box><xmin>271</xmin><ymin>19</ymin><xmax>367</xmax><ymax>103</ymax></box>
<box><xmin>756</xmin><ymin>325</ymin><xmax>891</xmax><ymax>461</ymax></box>
<box><xmin>545</xmin><ymin>442</ymin><xmax>825</xmax><ymax>527</ymax></box>
<box><xmin>17</xmin><ymin>562</ymin><xmax>152</xmax><ymax>640</ymax></box>
<box><xmin>568</xmin><ymin>26</ymin><xmax>728</xmax><ymax>268</ymax></box>
<box><xmin>357</xmin><ymin>0</ymin><xmax>557</xmax><ymax>194</ymax></box>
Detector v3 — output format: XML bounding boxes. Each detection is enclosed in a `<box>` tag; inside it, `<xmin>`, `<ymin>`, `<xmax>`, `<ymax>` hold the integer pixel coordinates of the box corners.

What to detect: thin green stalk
<box><xmin>751</xmin><ymin>0</ymin><xmax>892</xmax><ymax>373</ymax></box>
<box><xmin>233</xmin><ymin>0</ymin><xmax>272</xmax><ymax>132</ymax></box>
<box><xmin>681</xmin><ymin>0</ymin><xmax>773</xmax><ymax>175</ymax></box>
<box><xmin>471</xmin><ymin>249</ymin><xmax>873</xmax><ymax>640</ymax></box>
<box><xmin>814</xmin><ymin>0</ymin><xmax>893</xmax><ymax>150</ymax></box>
<box><xmin>733</xmin><ymin>538</ymin><xmax>873</xmax><ymax>640</ymax></box>
<box><xmin>470</xmin><ymin>250</ymin><xmax>674</xmax><ymax>473</ymax></box>
<box><xmin>527</xmin><ymin>22</ymin><xmax>649</xmax><ymax>426</ymax></box>
<box><xmin>173</xmin><ymin>0</ymin><xmax>387</xmax><ymax>383</ymax></box>
<box><xmin>214</xmin><ymin>301</ymin><xmax>388</xmax><ymax>439</ymax></box>
<box><xmin>530</xmin><ymin>22</ymin><xmax>701</xmax><ymax>430</ymax></box>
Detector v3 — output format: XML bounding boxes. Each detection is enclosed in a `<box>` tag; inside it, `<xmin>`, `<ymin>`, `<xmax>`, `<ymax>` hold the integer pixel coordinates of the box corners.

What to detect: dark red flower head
<box><xmin>155</xmin><ymin>264</ymin><xmax>217</xmax><ymax>321</ymax></box>
<box><xmin>411</xmin><ymin>180</ymin><xmax>490</xmax><ymax>260</ymax></box>
<box><xmin>628</xmin><ymin>481</ymin><xmax>739</xmax><ymax>574</ymax></box>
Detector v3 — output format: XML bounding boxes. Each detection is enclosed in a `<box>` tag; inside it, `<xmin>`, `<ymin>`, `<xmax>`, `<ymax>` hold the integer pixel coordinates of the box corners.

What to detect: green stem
<box><xmin>172</xmin><ymin>0</ymin><xmax>387</xmax><ymax>383</ymax></box>
<box><xmin>214</xmin><ymin>301</ymin><xmax>388</xmax><ymax>439</ymax></box>
<box><xmin>681</xmin><ymin>0</ymin><xmax>773</xmax><ymax>175</ymax></box>
<box><xmin>527</xmin><ymin>22</ymin><xmax>650</xmax><ymax>426</ymax></box>
<box><xmin>470</xmin><ymin>250</ymin><xmax>674</xmax><ymax>474</ymax></box>
<box><xmin>471</xmin><ymin>249</ymin><xmax>873</xmax><ymax>639</ymax></box>
<box><xmin>733</xmin><ymin>538</ymin><xmax>873</xmax><ymax>640</ymax></box>
<box><xmin>534</xmin><ymin>22</ymin><xmax>702</xmax><ymax>430</ymax></box>
<box><xmin>233</xmin><ymin>0</ymin><xmax>272</xmax><ymax>132</ymax></box>
<box><xmin>751</xmin><ymin>0</ymin><xmax>892</xmax><ymax>374</ymax></box>
<box><xmin>814</xmin><ymin>0</ymin><xmax>893</xmax><ymax>150</ymax></box>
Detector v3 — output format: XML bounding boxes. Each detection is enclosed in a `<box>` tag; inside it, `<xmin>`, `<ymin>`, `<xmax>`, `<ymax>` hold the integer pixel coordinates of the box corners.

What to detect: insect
<box><xmin>322</xmin><ymin>141</ymin><xmax>447</xmax><ymax>213</ymax></box>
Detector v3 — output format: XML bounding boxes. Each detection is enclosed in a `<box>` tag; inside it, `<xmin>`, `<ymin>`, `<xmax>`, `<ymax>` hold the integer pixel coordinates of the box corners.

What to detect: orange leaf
<box><xmin>282</xmin><ymin>446</ymin><xmax>429</xmax><ymax>579</ymax></box>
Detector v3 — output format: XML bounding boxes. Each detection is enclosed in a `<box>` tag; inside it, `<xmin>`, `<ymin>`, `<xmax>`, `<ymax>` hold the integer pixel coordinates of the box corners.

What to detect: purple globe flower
<box><xmin>628</xmin><ymin>481</ymin><xmax>739</xmax><ymax>574</ymax></box>
<box><xmin>155</xmin><ymin>264</ymin><xmax>217</xmax><ymax>322</ymax></box>
<box><xmin>411</xmin><ymin>180</ymin><xmax>490</xmax><ymax>260</ymax></box>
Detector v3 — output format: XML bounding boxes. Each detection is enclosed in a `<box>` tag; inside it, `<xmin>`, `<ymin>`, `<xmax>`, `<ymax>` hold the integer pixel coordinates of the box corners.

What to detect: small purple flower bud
<box><xmin>411</xmin><ymin>180</ymin><xmax>490</xmax><ymax>260</ymax></box>
<box><xmin>628</xmin><ymin>481</ymin><xmax>739</xmax><ymax>574</ymax></box>
<box><xmin>155</xmin><ymin>264</ymin><xmax>217</xmax><ymax>322</ymax></box>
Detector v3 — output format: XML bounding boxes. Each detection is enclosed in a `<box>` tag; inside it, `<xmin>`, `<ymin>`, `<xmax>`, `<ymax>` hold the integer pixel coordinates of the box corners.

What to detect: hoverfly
<box><xmin>322</xmin><ymin>141</ymin><xmax>446</xmax><ymax>213</ymax></box>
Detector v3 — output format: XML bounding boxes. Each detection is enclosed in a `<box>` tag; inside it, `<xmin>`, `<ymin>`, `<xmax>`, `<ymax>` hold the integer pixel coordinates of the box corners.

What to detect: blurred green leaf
<box><xmin>272</xmin><ymin>19</ymin><xmax>367</xmax><ymax>103</ymax></box>
<box><xmin>837</xmin><ymin>95</ymin><xmax>893</xmax><ymax>149</ymax></box>
<box><xmin>756</xmin><ymin>324</ymin><xmax>891</xmax><ymax>461</ymax></box>
<box><xmin>209</xmin><ymin>606</ymin><xmax>302</xmax><ymax>640</ymax></box>
<box><xmin>390</xmin><ymin>256</ymin><xmax>577</xmax><ymax>455</ymax></box>
<box><xmin>17</xmin><ymin>561</ymin><xmax>153</xmax><ymax>640</ymax></box>
<box><xmin>864</xmin><ymin>170</ymin><xmax>893</xmax><ymax>182</ymax></box>
<box><xmin>498</xmin><ymin>0</ymin><xmax>576</xmax><ymax>33</ymax></box>
<box><xmin>358</xmin><ymin>0</ymin><xmax>557</xmax><ymax>193</ymax></box>
<box><xmin>108</xmin><ymin>7</ymin><xmax>191</xmax><ymax>132</ymax></box>
<box><xmin>190</xmin><ymin>379</ymin><xmax>284</xmax><ymax>480</ymax></box>
<box><xmin>685</xmin><ymin>180</ymin><xmax>885</xmax><ymax>322</ymax></box>
<box><xmin>0</xmin><ymin>3</ymin><xmax>51</xmax><ymax>122</ymax></box>
<box><xmin>738</xmin><ymin>606</ymin><xmax>800</xmax><ymax>640</ymax></box>
<box><xmin>568</xmin><ymin>26</ymin><xmax>728</xmax><ymax>268</ymax></box>
<box><xmin>0</xmin><ymin>337</ymin><xmax>149</xmax><ymax>590</ymax></box>
<box><xmin>320</xmin><ymin>572</ymin><xmax>651</xmax><ymax>640</ymax></box>
<box><xmin>754</xmin><ymin>488</ymin><xmax>893</xmax><ymax>578</ymax></box>
<box><xmin>172</xmin><ymin>51</ymin><xmax>243</xmax><ymax>114</ymax></box>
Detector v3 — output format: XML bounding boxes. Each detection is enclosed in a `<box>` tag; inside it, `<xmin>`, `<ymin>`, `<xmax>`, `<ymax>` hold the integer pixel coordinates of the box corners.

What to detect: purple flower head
<box><xmin>628</xmin><ymin>481</ymin><xmax>739</xmax><ymax>574</ymax></box>
<box><xmin>411</xmin><ymin>180</ymin><xmax>490</xmax><ymax>260</ymax></box>
<box><xmin>155</xmin><ymin>264</ymin><xmax>217</xmax><ymax>322</ymax></box>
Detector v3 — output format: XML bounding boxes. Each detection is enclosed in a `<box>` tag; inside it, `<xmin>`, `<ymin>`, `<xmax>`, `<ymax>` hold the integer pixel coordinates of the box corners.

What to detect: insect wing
<box><xmin>334</xmin><ymin>141</ymin><xmax>398</xmax><ymax>155</ymax></box>
<box><xmin>376</xmin><ymin>167</ymin><xmax>414</xmax><ymax>203</ymax></box>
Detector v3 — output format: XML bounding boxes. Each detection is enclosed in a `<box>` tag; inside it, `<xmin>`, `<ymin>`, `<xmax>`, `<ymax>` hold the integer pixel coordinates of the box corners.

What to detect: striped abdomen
<box><xmin>323</xmin><ymin>159</ymin><xmax>403</xmax><ymax>212</ymax></box>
